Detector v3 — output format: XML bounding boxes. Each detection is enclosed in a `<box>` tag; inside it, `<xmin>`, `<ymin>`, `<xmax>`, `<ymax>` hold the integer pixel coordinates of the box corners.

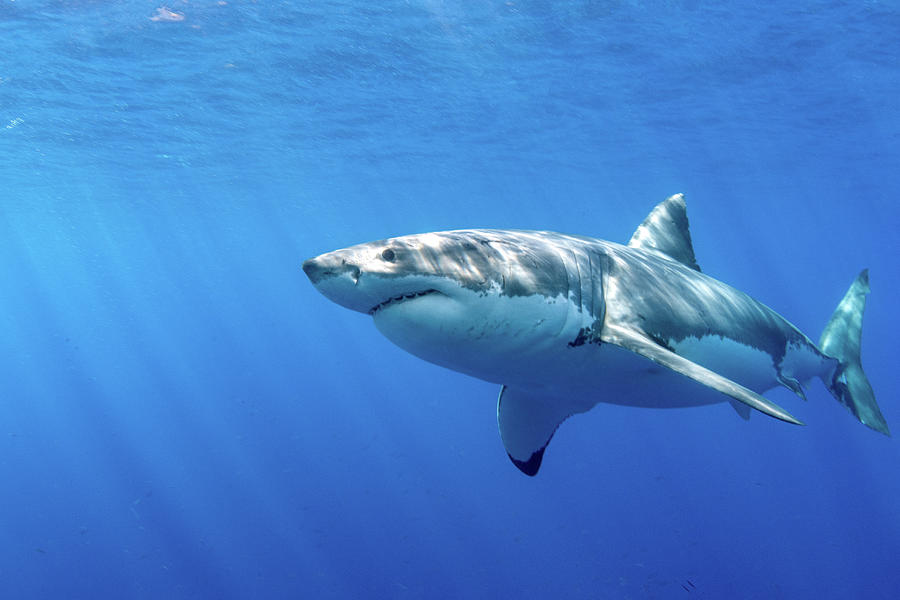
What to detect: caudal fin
<box><xmin>819</xmin><ymin>270</ymin><xmax>890</xmax><ymax>435</ymax></box>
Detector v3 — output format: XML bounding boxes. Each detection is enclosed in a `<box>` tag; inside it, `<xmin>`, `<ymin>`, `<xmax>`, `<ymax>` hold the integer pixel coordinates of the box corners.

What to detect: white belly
<box><xmin>372</xmin><ymin>285</ymin><xmax>789</xmax><ymax>411</ymax></box>
<box><xmin>498</xmin><ymin>334</ymin><xmax>786</xmax><ymax>410</ymax></box>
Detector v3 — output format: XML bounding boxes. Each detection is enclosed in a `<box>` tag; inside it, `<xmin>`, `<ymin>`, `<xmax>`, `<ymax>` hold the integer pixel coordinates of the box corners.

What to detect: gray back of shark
<box><xmin>303</xmin><ymin>194</ymin><xmax>888</xmax><ymax>476</ymax></box>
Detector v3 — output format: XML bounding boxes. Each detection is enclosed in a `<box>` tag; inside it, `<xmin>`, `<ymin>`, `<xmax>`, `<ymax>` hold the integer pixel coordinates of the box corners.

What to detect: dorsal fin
<box><xmin>627</xmin><ymin>193</ymin><xmax>701</xmax><ymax>271</ymax></box>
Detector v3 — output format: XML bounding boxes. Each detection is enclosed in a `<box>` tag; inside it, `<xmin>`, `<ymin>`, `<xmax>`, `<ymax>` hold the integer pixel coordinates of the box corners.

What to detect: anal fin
<box><xmin>778</xmin><ymin>373</ymin><xmax>807</xmax><ymax>401</ymax></box>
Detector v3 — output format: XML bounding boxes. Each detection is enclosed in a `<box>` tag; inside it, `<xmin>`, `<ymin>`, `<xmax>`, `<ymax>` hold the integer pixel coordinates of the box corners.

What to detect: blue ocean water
<box><xmin>1</xmin><ymin>1</ymin><xmax>899</xmax><ymax>598</ymax></box>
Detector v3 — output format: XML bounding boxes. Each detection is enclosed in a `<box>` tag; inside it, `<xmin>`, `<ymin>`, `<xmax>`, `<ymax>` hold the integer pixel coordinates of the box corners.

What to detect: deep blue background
<box><xmin>1</xmin><ymin>1</ymin><xmax>898</xmax><ymax>598</ymax></box>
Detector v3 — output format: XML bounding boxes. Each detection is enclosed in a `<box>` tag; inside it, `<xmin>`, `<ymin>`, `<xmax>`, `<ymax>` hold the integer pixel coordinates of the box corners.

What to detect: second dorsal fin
<box><xmin>627</xmin><ymin>193</ymin><xmax>701</xmax><ymax>271</ymax></box>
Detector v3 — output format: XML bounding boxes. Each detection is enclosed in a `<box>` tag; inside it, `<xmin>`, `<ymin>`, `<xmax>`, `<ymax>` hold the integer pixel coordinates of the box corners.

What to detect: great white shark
<box><xmin>303</xmin><ymin>194</ymin><xmax>889</xmax><ymax>476</ymax></box>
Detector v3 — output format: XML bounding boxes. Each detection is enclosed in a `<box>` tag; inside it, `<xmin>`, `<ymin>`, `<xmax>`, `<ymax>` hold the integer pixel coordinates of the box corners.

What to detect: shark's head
<box><xmin>303</xmin><ymin>230</ymin><xmax>585</xmax><ymax>382</ymax></box>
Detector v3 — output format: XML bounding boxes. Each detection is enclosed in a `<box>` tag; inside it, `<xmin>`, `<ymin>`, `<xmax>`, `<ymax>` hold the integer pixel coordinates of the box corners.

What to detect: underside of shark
<box><xmin>303</xmin><ymin>194</ymin><xmax>889</xmax><ymax>476</ymax></box>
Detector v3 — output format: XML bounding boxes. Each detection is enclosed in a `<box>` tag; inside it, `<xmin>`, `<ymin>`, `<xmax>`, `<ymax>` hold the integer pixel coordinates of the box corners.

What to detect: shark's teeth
<box><xmin>369</xmin><ymin>290</ymin><xmax>439</xmax><ymax>315</ymax></box>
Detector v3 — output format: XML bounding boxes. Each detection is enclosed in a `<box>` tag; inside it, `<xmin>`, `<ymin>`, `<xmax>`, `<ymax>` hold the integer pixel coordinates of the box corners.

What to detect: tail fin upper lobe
<box><xmin>819</xmin><ymin>270</ymin><xmax>890</xmax><ymax>435</ymax></box>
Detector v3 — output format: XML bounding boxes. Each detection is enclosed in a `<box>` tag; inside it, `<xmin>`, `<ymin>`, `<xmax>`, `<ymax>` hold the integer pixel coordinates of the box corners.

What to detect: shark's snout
<box><xmin>303</xmin><ymin>251</ymin><xmax>384</xmax><ymax>314</ymax></box>
<box><xmin>302</xmin><ymin>255</ymin><xmax>360</xmax><ymax>285</ymax></box>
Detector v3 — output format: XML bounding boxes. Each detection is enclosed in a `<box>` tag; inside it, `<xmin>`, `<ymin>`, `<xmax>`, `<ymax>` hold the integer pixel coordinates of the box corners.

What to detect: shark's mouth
<box><xmin>369</xmin><ymin>289</ymin><xmax>440</xmax><ymax>315</ymax></box>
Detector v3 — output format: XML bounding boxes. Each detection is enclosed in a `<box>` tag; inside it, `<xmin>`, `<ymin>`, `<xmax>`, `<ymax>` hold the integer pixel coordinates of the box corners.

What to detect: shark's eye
<box><xmin>381</xmin><ymin>248</ymin><xmax>396</xmax><ymax>262</ymax></box>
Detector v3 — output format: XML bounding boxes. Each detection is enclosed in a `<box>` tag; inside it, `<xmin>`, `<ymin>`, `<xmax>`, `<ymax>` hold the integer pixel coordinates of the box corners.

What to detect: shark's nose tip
<box><xmin>303</xmin><ymin>256</ymin><xmax>360</xmax><ymax>285</ymax></box>
<box><xmin>302</xmin><ymin>257</ymin><xmax>321</xmax><ymax>281</ymax></box>
<box><xmin>303</xmin><ymin>257</ymin><xmax>332</xmax><ymax>283</ymax></box>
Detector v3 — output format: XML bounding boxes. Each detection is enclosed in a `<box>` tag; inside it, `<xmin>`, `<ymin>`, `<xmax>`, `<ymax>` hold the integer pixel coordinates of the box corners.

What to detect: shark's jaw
<box><xmin>302</xmin><ymin>251</ymin><xmax>458</xmax><ymax>317</ymax></box>
<box><xmin>302</xmin><ymin>230</ymin><xmax>596</xmax><ymax>385</ymax></box>
<box><xmin>304</xmin><ymin>248</ymin><xmax>577</xmax><ymax>383</ymax></box>
<box><xmin>367</xmin><ymin>289</ymin><xmax>442</xmax><ymax>316</ymax></box>
<box><xmin>369</xmin><ymin>282</ymin><xmax>580</xmax><ymax>385</ymax></box>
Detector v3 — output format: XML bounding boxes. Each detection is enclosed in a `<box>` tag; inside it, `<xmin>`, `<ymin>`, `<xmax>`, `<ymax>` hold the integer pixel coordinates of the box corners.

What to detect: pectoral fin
<box><xmin>497</xmin><ymin>385</ymin><xmax>581</xmax><ymax>477</ymax></box>
<box><xmin>601</xmin><ymin>324</ymin><xmax>803</xmax><ymax>426</ymax></box>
